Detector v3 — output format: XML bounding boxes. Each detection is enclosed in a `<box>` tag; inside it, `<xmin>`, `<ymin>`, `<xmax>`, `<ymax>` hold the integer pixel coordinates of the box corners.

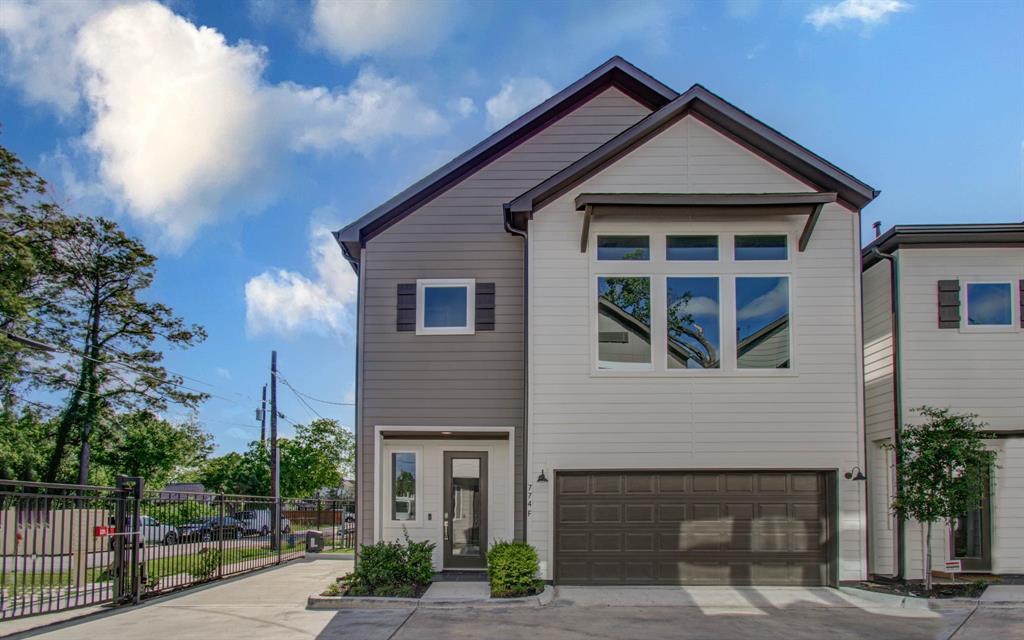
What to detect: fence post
<box><xmin>129</xmin><ymin>477</ymin><xmax>143</xmax><ymax>604</ymax></box>
<box><xmin>217</xmin><ymin>494</ymin><xmax>225</xmax><ymax>579</ymax></box>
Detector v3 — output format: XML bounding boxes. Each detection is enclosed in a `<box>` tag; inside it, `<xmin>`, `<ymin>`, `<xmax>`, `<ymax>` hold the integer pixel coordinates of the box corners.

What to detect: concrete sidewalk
<box><xmin>3</xmin><ymin>558</ymin><xmax>356</xmax><ymax>640</ymax></box>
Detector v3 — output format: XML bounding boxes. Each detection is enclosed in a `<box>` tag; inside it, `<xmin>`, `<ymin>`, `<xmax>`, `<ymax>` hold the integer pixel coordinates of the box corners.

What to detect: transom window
<box><xmin>735</xmin><ymin>235</ymin><xmax>788</xmax><ymax>261</ymax></box>
<box><xmin>597</xmin><ymin>235</ymin><xmax>650</xmax><ymax>261</ymax></box>
<box><xmin>965</xmin><ymin>282</ymin><xmax>1012</xmax><ymax>326</ymax></box>
<box><xmin>592</xmin><ymin>230</ymin><xmax>794</xmax><ymax>373</ymax></box>
<box><xmin>416</xmin><ymin>279</ymin><xmax>475</xmax><ymax>335</ymax></box>
<box><xmin>667</xmin><ymin>235</ymin><xmax>719</xmax><ymax>261</ymax></box>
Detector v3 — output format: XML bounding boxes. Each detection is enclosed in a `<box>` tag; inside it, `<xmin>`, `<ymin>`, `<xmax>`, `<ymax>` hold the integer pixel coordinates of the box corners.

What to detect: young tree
<box><xmin>887</xmin><ymin>407</ymin><xmax>996</xmax><ymax>592</ymax></box>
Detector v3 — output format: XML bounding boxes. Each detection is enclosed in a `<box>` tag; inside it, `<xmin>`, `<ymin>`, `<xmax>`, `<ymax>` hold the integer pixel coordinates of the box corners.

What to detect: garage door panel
<box><xmin>555</xmin><ymin>471</ymin><xmax>831</xmax><ymax>586</ymax></box>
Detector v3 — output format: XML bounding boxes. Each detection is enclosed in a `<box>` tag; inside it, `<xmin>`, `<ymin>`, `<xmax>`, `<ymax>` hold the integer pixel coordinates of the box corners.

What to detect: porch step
<box><xmin>432</xmin><ymin>571</ymin><xmax>487</xmax><ymax>583</ymax></box>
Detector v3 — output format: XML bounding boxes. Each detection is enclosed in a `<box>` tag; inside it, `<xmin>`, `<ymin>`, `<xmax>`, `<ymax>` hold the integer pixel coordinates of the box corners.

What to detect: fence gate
<box><xmin>2</xmin><ymin>478</ymin><xmax>354</xmax><ymax>622</ymax></box>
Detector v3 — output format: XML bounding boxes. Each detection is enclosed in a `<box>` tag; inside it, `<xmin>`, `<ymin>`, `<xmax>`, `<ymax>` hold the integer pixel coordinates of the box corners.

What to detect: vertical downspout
<box><xmin>504</xmin><ymin>204</ymin><xmax>529</xmax><ymax>542</ymax></box>
<box><xmin>871</xmin><ymin>246</ymin><xmax>904</xmax><ymax>581</ymax></box>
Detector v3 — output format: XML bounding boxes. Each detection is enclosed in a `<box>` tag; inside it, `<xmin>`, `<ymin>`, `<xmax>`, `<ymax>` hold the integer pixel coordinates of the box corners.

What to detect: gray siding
<box><xmin>357</xmin><ymin>88</ymin><xmax>652</xmax><ymax>547</ymax></box>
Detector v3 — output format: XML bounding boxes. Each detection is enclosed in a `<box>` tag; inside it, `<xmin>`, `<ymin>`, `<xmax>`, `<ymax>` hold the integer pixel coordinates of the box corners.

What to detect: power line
<box><xmin>277</xmin><ymin>374</ymin><xmax>326</xmax><ymax>421</ymax></box>
<box><xmin>275</xmin><ymin>371</ymin><xmax>354</xmax><ymax>406</ymax></box>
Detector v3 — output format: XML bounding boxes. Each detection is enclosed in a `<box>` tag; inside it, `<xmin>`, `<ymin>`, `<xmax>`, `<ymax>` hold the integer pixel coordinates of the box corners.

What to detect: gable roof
<box><xmin>334</xmin><ymin>56</ymin><xmax>678</xmax><ymax>271</ymax></box>
<box><xmin>505</xmin><ymin>84</ymin><xmax>879</xmax><ymax>224</ymax></box>
<box><xmin>862</xmin><ymin>223</ymin><xmax>1024</xmax><ymax>269</ymax></box>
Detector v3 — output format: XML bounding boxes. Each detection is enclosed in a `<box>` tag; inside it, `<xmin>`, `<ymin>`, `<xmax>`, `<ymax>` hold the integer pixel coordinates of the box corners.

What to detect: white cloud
<box><xmin>343</xmin><ymin>384</ymin><xmax>355</xmax><ymax>405</ymax></box>
<box><xmin>0</xmin><ymin>0</ymin><xmax>112</xmax><ymax>114</ymax></box>
<box><xmin>310</xmin><ymin>0</ymin><xmax>453</xmax><ymax>61</ymax></box>
<box><xmin>737</xmin><ymin>280</ymin><xmax>789</xmax><ymax>321</ymax></box>
<box><xmin>245</xmin><ymin>225</ymin><xmax>358</xmax><ymax>337</ymax></box>
<box><xmin>215</xmin><ymin>367</ymin><xmax>231</xmax><ymax>380</ymax></box>
<box><xmin>449</xmin><ymin>96</ymin><xmax>476</xmax><ymax>118</ymax></box>
<box><xmin>485</xmin><ymin>77</ymin><xmax>554</xmax><ymax>131</ymax></box>
<box><xmin>0</xmin><ymin>1</ymin><xmax>448</xmax><ymax>248</ymax></box>
<box><xmin>806</xmin><ymin>0</ymin><xmax>910</xmax><ymax>30</ymax></box>
<box><xmin>675</xmin><ymin>295</ymin><xmax>720</xmax><ymax>318</ymax></box>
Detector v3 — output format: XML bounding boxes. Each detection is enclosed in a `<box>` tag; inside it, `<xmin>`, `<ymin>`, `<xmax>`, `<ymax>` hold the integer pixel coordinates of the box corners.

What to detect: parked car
<box><xmin>234</xmin><ymin>509</ymin><xmax>291</xmax><ymax>536</ymax></box>
<box><xmin>107</xmin><ymin>515</ymin><xmax>180</xmax><ymax>547</ymax></box>
<box><xmin>177</xmin><ymin>516</ymin><xmax>245</xmax><ymax>542</ymax></box>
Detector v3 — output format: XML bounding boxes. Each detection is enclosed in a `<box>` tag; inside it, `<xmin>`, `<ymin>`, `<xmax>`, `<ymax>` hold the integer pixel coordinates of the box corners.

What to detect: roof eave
<box><xmin>862</xmin><ymin>224</ymin><xmax>1024</xmax><ymax>269</ymax></box>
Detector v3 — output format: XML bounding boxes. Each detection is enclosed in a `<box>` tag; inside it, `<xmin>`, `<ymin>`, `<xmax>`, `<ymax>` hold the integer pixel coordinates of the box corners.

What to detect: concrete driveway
<box><xmin>7</xmin><ymin>560</ymin><xmax>1021</xmax><ymax>640</ymax></box>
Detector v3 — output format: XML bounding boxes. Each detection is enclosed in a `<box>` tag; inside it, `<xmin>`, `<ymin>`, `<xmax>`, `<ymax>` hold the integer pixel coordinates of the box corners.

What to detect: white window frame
<box><xmin>386</xmin><ymin>448</ymin><xmax>421</xmax><ymax>525</ymax></box>
<box><xmin>595</xmin><ymin>273</ymin><xmax>654</xmax><ymax>371</ymax></box>
<box><xmin>596</xmin><ymin>234</ymin><xmax>652</xmax><ymax>261</ymax></box>
<box><xmin>416</xmin><ymin>278</ymin><xmax>475</xmax><ymax>335</ymax></box>
<box><xmin>588</xmin><ymin>224</ymin><xmax>798</xmax><ymax>377</ymax></box>
<box><xmin>961</xmin><ymin>280</ymin><xmax>1017</xmax><ymax>332</ymax></box>
<box><xmin>735</xmin><ymin>274</ymin><xmax>794</xmax><ymax>371</ymax></box>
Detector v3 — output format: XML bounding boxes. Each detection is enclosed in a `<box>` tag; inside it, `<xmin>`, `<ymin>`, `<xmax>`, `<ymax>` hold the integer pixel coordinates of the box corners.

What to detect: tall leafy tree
<box><xmin>887</xmin><ymin>407</ymin><xmax>997</xmax><ymax>592</ymax></box>
<box><xmin>93</xmin><ymin>410</ymin><xmax>214</xmax><ymax>489</ymax></box>
<box><xmin>36</xmin><ymin>213</ymin><xmax>210</xmax><ymax>483</ymax></box>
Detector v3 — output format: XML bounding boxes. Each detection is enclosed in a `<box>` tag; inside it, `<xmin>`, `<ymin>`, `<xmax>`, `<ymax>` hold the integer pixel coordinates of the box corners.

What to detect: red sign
<box><xmin>94</xmin><ymin>525</ymin><xmax>115</xmax><ymax>538</ymax></box>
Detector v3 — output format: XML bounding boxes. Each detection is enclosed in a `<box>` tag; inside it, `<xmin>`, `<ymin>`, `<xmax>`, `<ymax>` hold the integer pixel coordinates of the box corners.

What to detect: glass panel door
<box><xmin>950</xmin><ymin>470</ymin><xmax>991</xmax><ymax>572</ymax></box>
<box><xmin>443</xmin><ymin>452</ymin><xmax>488</xmax><ymax>569</ymax></box>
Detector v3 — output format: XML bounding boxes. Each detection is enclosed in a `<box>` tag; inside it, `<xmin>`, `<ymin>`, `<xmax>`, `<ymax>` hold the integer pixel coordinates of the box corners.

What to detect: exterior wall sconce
<box><xmin>844</xmin><ymin>466</ymin><xmax>866</xmax><ymax>481</ymax></box>
<box><xmin>537</xmin><ymin>469</ymin><xmax>548</xmax><ymax>483</ymax></box>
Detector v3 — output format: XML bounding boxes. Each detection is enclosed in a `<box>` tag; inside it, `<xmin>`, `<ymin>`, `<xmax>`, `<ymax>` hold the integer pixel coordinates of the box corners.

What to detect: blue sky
<box><xmin>2</xmin><ymin>0</ymin><xmax>1022</xmax><ymax>453</ymax></box>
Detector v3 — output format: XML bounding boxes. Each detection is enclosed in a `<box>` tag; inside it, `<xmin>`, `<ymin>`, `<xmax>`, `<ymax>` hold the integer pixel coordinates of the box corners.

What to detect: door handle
<box><xmin>443</xmin><ymin>514</ymin><xmax>449</xmax><ymax>541</ymax></box>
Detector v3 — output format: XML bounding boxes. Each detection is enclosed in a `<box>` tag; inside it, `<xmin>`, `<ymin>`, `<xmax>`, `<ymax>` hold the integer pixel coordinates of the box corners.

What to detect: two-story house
<box><xmin>336</xmin><ymin>56</ymin><xmax>878</xmax><ymax>586</ymax></box>
<box><xmin>862</xmin><ymin>224</ymin><xmax>1024</xmax><ymax>581</ymax></box>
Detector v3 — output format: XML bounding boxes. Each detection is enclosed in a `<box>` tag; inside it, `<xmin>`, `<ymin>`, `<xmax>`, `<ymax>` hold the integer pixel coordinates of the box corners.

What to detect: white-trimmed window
<box><xmin>390</xmin><ymin>451</ymin><xmax>418</xmax><ymax>522</ymax></box>
<box><xmin>416</xmin><ymin>279</ymin><xmax>475</xmax><ymax>335</ymax></box>
<box><xmin>964</xmin><ymin>281</ymin><xmax>1013</xmax><ymax>327</ymax></box>
<box><xmin>597</xmin><ymin>235</ymin><xmax>650</xmax><ymax>261</ymax></box>
<box><xmin>736</xmin><ymin>276</ymin><xmax>791</xmax><ymax>369</ymax></box>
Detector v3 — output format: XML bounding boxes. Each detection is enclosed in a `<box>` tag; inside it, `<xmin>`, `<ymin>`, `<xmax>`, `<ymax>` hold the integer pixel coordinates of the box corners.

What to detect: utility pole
<box><xmin>259</xmin><ymin>384</ymin><xmax>267</xmax><ymax>444</ymax></box>
<box><xmin>270</xmin><ymin>351</ymin><xmax>280</xmax><ymax>551</ymax></box>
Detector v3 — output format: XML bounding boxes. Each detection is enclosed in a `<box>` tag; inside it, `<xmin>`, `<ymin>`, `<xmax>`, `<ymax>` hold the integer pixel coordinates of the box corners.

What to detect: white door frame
<box><xmin>373</xmin><ymin>426</ymin><xmax>515</xmax><ymax>548</ymax></box>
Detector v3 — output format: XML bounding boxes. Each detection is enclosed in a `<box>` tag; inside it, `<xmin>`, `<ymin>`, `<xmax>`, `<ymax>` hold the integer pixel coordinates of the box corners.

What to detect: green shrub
<box><xmin>486</xmin><ymin>541</ymin><xmax>542</xmax><ymax>597</ymax></box>
<box><xmin>189</xmin><ymin>548</ymin><xmax>221</xmax><ymax>582</ymax></box>
<box><xmin>341</xmin><ymin>530</ymin><xmax>435</xmax><ymax>597</ymax></box>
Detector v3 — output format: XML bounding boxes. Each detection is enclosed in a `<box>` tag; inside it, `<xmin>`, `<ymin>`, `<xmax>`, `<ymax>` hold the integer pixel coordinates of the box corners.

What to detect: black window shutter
<box><xmin>476</xmin><ymin>283</ymin><xmax>495</xmax><ymax>331</ymax></box>
<box><xmin>937</xmin><ymin>280</ymin><xmax>960</xmax><ymax>329</ymax></box>
<box><xmin>397</xmin><ymin>283</ymin><xmax>416</xmax><ymax>331</ymax></box>
<box><xmin>1019</xmin><ymin>280</ymin><xmax>1024</xmax><ymax>328</ymax></box>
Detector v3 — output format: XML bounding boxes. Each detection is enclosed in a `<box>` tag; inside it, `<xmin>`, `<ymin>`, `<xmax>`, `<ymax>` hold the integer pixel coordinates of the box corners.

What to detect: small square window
<box><xmin>735</xmin><ymin>235</ymin><xmax>788</xmax><ymax>261</ymax></box>
<box><xmin>966</xmin><ymin>282</ymin><xmax>1012</xmax><ymax>326</ymax></box>
<box><xmin>416</xmin><ymin>279</ymin><xmax>475</xmax><ymax>335</ymax></box>
<box><xmin>667</xmin><ymin>235</ymin><xmax>718</xmax><ymax>261</ymax></box>
<box><xmin>597</xmin><ymin>235</ymin><xmax>650</xmax><ymax>261</ymax></box>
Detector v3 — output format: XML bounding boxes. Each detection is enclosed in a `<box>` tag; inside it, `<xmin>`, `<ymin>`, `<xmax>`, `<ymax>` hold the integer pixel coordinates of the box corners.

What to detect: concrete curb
<box><xmin>837</xmin><ymin>586</ymin><xmax>979</xmax><ymax>611</ymax></box>
<box><xmin>306</xmin><ymin>586</ymin><xmax>553</xmax><ymax>610</ymax></box>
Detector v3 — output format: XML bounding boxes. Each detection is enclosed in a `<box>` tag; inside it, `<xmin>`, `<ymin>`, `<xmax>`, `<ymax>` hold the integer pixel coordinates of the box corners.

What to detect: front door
<box><xmin>443</xmin><ymin>451</ymin><xmax>488</xmax><ymax>569</ymax></box>
<box><xmin>951</xmin><ymin>471</ymin><xmax>992</xmax><ymax>572</ymax></box>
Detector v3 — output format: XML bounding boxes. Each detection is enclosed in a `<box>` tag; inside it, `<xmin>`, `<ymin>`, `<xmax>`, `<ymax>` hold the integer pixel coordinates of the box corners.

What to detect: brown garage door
<box><xmin>554</xmin><ymin>471</ymin><xmax>833</xmax><ymax>586</ymax></box>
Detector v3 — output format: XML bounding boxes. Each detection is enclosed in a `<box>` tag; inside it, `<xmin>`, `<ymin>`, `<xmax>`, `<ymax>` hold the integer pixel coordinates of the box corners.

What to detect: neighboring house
<box><xmin>862</xmin><ymin>224</ymin><xmax>1024</xmax><ymax>580</ymax></box>
<box><xmin>336</xmin><ymin>56</ymin><xmax>879</xmax><ymax>585</ymax></box>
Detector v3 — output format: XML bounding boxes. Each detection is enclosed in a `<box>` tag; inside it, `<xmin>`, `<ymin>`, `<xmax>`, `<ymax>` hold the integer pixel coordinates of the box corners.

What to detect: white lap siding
<box><xmin>527</xmin><ymin>116</ymin><xmax>867</xmax><ymax>581</ymax></box>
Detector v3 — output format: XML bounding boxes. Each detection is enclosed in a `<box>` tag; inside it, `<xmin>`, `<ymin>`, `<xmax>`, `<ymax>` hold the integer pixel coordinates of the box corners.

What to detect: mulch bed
<box><xmin>853</xmin><ymin>579</ymin><xmax>989</xmax><ymax>599</ymax></box>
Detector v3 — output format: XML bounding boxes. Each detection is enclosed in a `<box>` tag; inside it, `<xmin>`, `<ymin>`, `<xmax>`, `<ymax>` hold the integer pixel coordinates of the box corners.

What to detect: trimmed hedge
<box><xmin>342</xmin><ymin>531</ymin><xmax>434</xmax><ymax>597</ymax></box>
<box><xmin>486</xmin><ymin>540</ymin><xmax>543</xmax><ymax>598</ymax></box>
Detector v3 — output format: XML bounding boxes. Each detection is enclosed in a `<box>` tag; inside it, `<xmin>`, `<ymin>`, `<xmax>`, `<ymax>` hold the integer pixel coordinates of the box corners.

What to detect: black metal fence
<box><xmin>1</xmin><ymin>478</ymin><xmax>355</xmax><ymax>621</ymax></box>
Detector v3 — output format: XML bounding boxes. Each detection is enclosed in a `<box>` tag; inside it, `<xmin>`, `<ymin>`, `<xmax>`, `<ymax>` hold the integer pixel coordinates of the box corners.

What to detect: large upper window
<box><xmin>966</xmin><ymin>282</ymin><xmax>1012</xmax><ymax>326</ymax></box>
<box><xmin>667</xmin><ymin>235</ymin><xmax>718</xmax><ymax>261</ymax></box>
<box><xmin>597</xmin><ymin>235</ymin><xmax>650</xmax><ymax>261</ymax></box>
<box><xmin>667</xmin><ymin>277</ymin><xmax>720</xmax><ymax>369</ymax></box>
<box><xmin>391</xmin><ymin>452</ymin><xmax>417</xmax><ymax>521</ymax></box>
<box><xmin>597</xmin><ymin>276</ymin><xmax>651</xmax><ymax>369</ymax></box>
<box><xmin>735</xmin><ymin>235</ymin><xmax>788</xmax><ymax>261</ymax></box>
<box><xmin>416</xmin><ymin>279</ymin><xmax>475</xmax><ymax>335</ymax></box>
<box><xmin>736</xmin><ymin>276</ymin><xmax>790</xmax><ymax>369</ymax></box>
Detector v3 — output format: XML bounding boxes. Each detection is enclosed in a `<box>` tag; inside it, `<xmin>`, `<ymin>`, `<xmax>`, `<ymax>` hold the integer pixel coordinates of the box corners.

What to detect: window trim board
<box><xmin>416</xmin><ymin>278</ymin><xmax>476</xmax><ymax>335</ymax></box>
